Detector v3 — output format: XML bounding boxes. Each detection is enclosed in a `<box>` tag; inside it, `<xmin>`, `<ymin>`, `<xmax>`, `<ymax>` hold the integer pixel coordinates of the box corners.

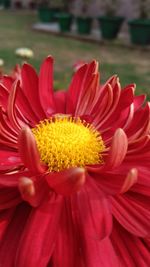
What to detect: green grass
<box><xmin>0</xmin><ymin>10</ymin><xmax>150</xmax><ymax>98</ymax></box>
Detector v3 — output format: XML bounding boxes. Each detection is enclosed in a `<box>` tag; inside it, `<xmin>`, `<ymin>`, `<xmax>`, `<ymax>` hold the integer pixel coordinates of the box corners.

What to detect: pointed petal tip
<box><xmin>45</xmin><ymin>55</ymin><xmax>54</xmax><ymax>62</ymax></box>
<box><xmin>18</xmin><ymin>126</ymin><xmax>46</xmax><ymax>174</ymax></box>
<box><xmin>105</xmin><ymin>128</ymin><xmax>128</xmax><ymax>170</ymax></box>
<box><xmin>18</xmin><ymin>125</ymin><xmax>33</xmax><ymax>141</ymax></box>
<box><xmin>115</xmin><ymin>127</ymin><xmax>125</xmax><ymax>135</ymax></box>
<box><xmin>89</xmin><ymin>59</ymin><xmax>99</xmax><ymax>73</ymax></box>
<box><xmin>22</xmin><ymin>62</ymin><xmax>31</xmax><ymax>69</ymax></box>
<box><xmin>19</xmin><ymin>177</ymin><xmax>35</xmax><ymax>197</ymax></box>
<box><xmin>121</xmin><ymin>168</ymin><xmax>138</xmax><ymax>193</ymax></box>
<box><xmin>114</xmin><ymin>128</ymin><xmax>128</xmax><ymax>143</ymax></box>
<box><xmin>46</xmin><ymin>167</ymin><xmax>86</xmax><ymax>196</ymax></box>
<box><xmin>18</xmin><ymin>177</ymin><xmax>47</xmax><ymax>208</ymax></box>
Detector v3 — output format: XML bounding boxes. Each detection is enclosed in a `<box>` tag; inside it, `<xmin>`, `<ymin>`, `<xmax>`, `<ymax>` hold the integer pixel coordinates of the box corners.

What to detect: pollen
<box><xmin>32</xmin><ymin>116</ymin><xmax>105</xmax><ymax>172</ymax></box>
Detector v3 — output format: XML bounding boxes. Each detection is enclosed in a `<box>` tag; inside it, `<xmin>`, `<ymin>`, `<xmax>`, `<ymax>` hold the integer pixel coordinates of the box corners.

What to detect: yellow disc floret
<box><xmin>32</xmin><ymin>116</ymin><xmax>105</xmax><ymax>172</ymax></box>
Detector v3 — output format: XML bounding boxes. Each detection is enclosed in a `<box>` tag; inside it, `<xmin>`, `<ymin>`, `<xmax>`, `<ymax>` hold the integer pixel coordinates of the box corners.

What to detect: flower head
<box><xmin>15</xmin><ymin>47</ymin><xmax>34</xmax><ymax>59</ymax></box>
<box><xmin>0</xmin><ymin>58</ymin><xmax>4</xmax><ymax>67</ymax></box>
<box><xmin>0</xmin><ymin>56</ymin><xmax>150</xmax><ymax>266</ymax></box>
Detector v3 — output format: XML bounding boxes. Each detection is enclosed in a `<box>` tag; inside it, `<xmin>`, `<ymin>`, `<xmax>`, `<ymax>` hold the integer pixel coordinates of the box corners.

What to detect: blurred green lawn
<box><xmin>0</xmin><ymin>10</ymin><xmax>150</xmax><ymax>98</ymax></box>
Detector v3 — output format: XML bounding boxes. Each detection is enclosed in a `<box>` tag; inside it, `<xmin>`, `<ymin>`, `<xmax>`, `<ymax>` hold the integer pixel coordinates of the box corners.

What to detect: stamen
<box><xmin>32</xmin><ymin>116</ymin><xmax>105</xmax><ymax>172</ymax></box>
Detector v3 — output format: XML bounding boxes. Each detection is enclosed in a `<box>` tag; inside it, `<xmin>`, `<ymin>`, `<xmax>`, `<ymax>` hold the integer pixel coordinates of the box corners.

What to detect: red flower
<box><xmin>73</xmin><ymin>60</ymin><xmax>86</xmax><ymax>72</ymax></box>
<box><xmin>0</xmin><ymin>56</ymin><xmax>150</xmax><ymax>267</ymax></box>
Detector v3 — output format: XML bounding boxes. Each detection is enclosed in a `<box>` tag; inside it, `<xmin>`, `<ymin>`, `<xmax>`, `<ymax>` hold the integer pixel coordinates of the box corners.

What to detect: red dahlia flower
<box><xmin>0</xmin><ymin>56</ymin><xmax>150</xmax><ymax>267</ymax></box>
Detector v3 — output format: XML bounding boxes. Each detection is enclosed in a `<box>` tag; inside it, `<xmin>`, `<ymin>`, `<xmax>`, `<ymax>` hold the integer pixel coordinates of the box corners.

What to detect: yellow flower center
<box><xmin>32</xmin><ymin>116</ymin><xmax>105</xmax><ymax>172</ymax></box>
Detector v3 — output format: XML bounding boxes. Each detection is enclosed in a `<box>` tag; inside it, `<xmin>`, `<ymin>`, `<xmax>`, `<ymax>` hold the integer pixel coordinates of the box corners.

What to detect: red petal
<box><xmin>0</xmin><ymin>107</ymin><xmax>18</xmax><ymax>149</ymax></box>
<box><xmin>131</xmin><ymin>167</ymin><xmax>150</xmax><ymax>196</ymax></box>
<box><xmin>19</xmin><ymin>176</ymin><xmax>49</xmax><ymax>207</ymax></box>
<box><xmin>0</xmin><ymin>76</ymin><xmax>14</xmax><ymax>92</ymax></box>
<box><xmin>18</xmin><ymin>126</ymin><xmax>46</xmax><ymax>174</ymax></box>
<box><xmin>71</xmin><ymin>178</ymin><xmax>112</xmax><ymax>242</ymax></box>
<box><xmin>120</xmin><ymin>168</ymin><xmax>138</xmax><ymax>193</ymax></box>
<box><xmin>82</xmin><ymin>237</ymin><xmax>119</xmax><ymax>267</ymax></box>
<box><xmin>54</xmin><ymin>90</ymin><xmax>67</xmax><ymax>113</ymax></box>
<box><xmin>75</xmin><ymin>72</ymin><xmax>100</xmax><ymax>116</ymax></box>
<box><xmin>92</xmin><ymin>83</ymin><xmax>114</xmax><ymax>128</ymax></box>
<box><xmin>15</xmin><ymin>195</ymin><xmax>63</xmax><ymax>267</ymax></box>
<box><xmin>0</xmin><ymin>83</ymin><xmax>9</xmax><ymax>110</ymax></box>
<box><xmin>39</xmin><ymin>56</ymin><xmax>55</xmax><ymax>116</ymax></box>
<box><xmin>90</xmin><ymin>168</ymin><xmax>137</xmax><ymax>195</ymax></box>
<box><xmin>16</xmin><ymin>83</ymin><xmax>39</xmax><ymax>125</ymax></box>
<box><xmin>127</xmin><ymin>103</ymin><xmax>150</xmax><ymax>141</ymax></box>
<box><xmin>105</xmin><ymin>128</ymin><xmax>128</xmax><ymax>169</ymax></box>
<box><xmin>95</xmin><ymin>80</ymin><xmax>121</xmax><ymax>129</ymax></box>
<box><xmin>0</xmin><ymin>171</ymin><xmax>31</xmax><ymax>210</ymax></box>
<box><xmin>111</xmin><ymin>219</ymin><xmax>150</xmax><ymax>266</ymax></box>
<box><xmin>73</xmin><ymin>61</ymin><xmax>100</xmax><ymax>116</ymax></box>
<box><xmin>0</xmin><ymin>187</ymin><xmax>21</xmax><ymax>210</ymax></box>
<box><xmin>52</xmin><ymin>200</ymin><xmax>84</xmax><ymax>267</ymax></box>
<box><xmin>111</xmin><ymin>194</ymin><xmax>150</xmax><ymax>237</ymax></box>
<box><xmin>0</xmin><ymin>208</ymin><xmax>15</xmax><ymax>240</ymax></box>
<box><xmin>46</xmin><ymin>167</ymin><xmax>86</xmax><ymax>196</ymax></box>
<box><xmin>133</xmin><ymin>94</ymin><xmax>146</xmax><ymax>111</ymax></box>
<box><xmin>88</xmin><ymin>128</ymin><xmax>128</xmax><ymax>174</ymax></box>
<box><xmin>66</xmin><ymin>63</ymin><xmax>88</xmax><ymax>114</ymax></box>
<box><xmin>0</xmin><ymin>170</ymin><xmax>31</xmax><ymax>187</ymax></box>
<box><xmin>21</xmin><ymin>63</ymin><xmax>46</xmax><ymax>120</ymax></box>
<box><xmin>7</xmin><ymin>80</ymin><xmax>23</xmax><ymax>131</ymax></box>
<box><xmin>0</xmin><ymin>203</ymin><xmax>31</xmax><ymax>267</ymax></box>
<box><xmin>0</xmin><ymin>150</ymin><xmax>21</xmax><ymax>171</ymax></box>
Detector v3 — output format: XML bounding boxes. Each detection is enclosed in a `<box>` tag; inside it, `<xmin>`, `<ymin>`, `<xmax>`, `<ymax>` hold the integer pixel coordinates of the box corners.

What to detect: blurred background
<box><xmin>0</xmin><ymin>0</ymin><xmax>150</xmax><ymax>97</ymax></box>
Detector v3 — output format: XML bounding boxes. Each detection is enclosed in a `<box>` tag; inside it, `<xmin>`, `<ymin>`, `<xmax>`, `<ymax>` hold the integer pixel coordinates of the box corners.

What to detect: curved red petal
<box><xmin>0</xmin><ymin>203</ymin><xmax>31</xmax><ymax>267</ymax></box>
<box><xmin>111</xmin><ymin>219</ymin><xmax>150</xmax><ymax>266</ymax></box>
<box><xmin>0</xmin><ymin>187</ymin><xmax>21</xmax><ymax>210</ymax></box>
<box><xmin>0</xmin><ymin>170</ymin><xmax>31</xmax><ymax>187</ymax></box>
<box><xmin>105</xmin><ymin>128</ymin><xmax>128</xmax><ymax>169</ymax></box>
<box><xmin>15</xmin><ymin>195</ymin><xmax>63</xmax><ymax>267</ymax></box>
<box><xmin>18</xmin><ymin>126</ymin><xmax>46</xmax><ymax>174</ymax></box>
<box><xmin>21</xmin><ymin>63</ymin><xmax>46</xmax><ymax>120</ymax></box>
<box><xmin>54</xmin><ymin>90</ymin><xmax>67</xmax><ymax>113</ymax></box>
<box><xmin>39</xmin><ymin>56</ymin><xmax>55</xmax><ymax>116</ymax></box>
<box><xmin>90</xmin><ymin>168</ymin><xmax>137</xmax><ymax>195</ymax></box>
<box><xmin>0</xmin><ymin>208</ymin><xmax>15</xmax><ymax>240</ymax></box>
<box><xmin>120</xmin><ymin>168</ymin><xmax>138</xmax><ymax>193</ymax></box>
<box><xmin>66</xmin><ymin>63</ymin><xmax>88</xmax><ymax>114</ymax></box>
<box><xmin>71</xmin><ymin>178</ymin><xmax>112</xmax><ymax>242</ymax></box>
<box><xmin>0</xmin><ymin>83</ymin><xmax>9</xmax><ymax>111</ymax></box>
<box><xmin>111</xmin><ymin>194</ymin><xmax>150</xmax><ymax>237</ymax></box>
<box><xmin>0</xmin><ymin>151</ymin><xmax>21</xmax><ymax>171</ymax></box>
<box><xmin>81</xmin><ymin>237</ymin><xmax>119</xmax><ymax>267</ymax></box>
<box><xmin>46</xmin><ymin>167</ymin><xmax>86</xmax><ymax>196</ymax></box>
<box><xmin>7</xmin><ymin>80</ymin><xmax>23</xmax><ymax>131</ymax></box>
<box><xmin>19</xmin><ymin>176</ymin><xmax>49</xmax><ymax>207</ymax></box>
<box><xmin>52</xmin><ymin>200</ymin><xmax>84</xmax><ymax>267</ymax></box>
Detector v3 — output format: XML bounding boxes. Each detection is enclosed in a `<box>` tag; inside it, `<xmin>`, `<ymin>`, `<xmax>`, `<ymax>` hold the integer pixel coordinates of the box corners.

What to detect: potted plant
<box><xmin>3</xmin><ymin>0</ymin><xmax>11</xmax><ymax>8</ymax></box>
<box><xmin>38</xmin><ymin>0</ymin><xmax>62</xmax><ymax>23</ymax></box>
<box><xmin>98</xmin><ymin>0</ymin><xmax>124</xmax><ymax>40</ymax></box>
<box><xmin>29</xmin><ymin>1</ymin><xmax>37</xmax><ymax>10</ymax></box>
<box><xmin>76</xmin><ymin>0</ymin><xmax>93</xmax><ymax>35</ymax></box>
<box><xmin>128</xmin><ymin>0</ymin><xmax>150</xmax><ymax>45</ymax></box>
<box><xmin>38</xmin><ymin>0</ymin><xmax>50</xmax><ymax>22</ymax></box>
<box><xmin>56</xmin><ymin>0</ymin><xmax>73</xmax><ymax>32</ymax></box>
